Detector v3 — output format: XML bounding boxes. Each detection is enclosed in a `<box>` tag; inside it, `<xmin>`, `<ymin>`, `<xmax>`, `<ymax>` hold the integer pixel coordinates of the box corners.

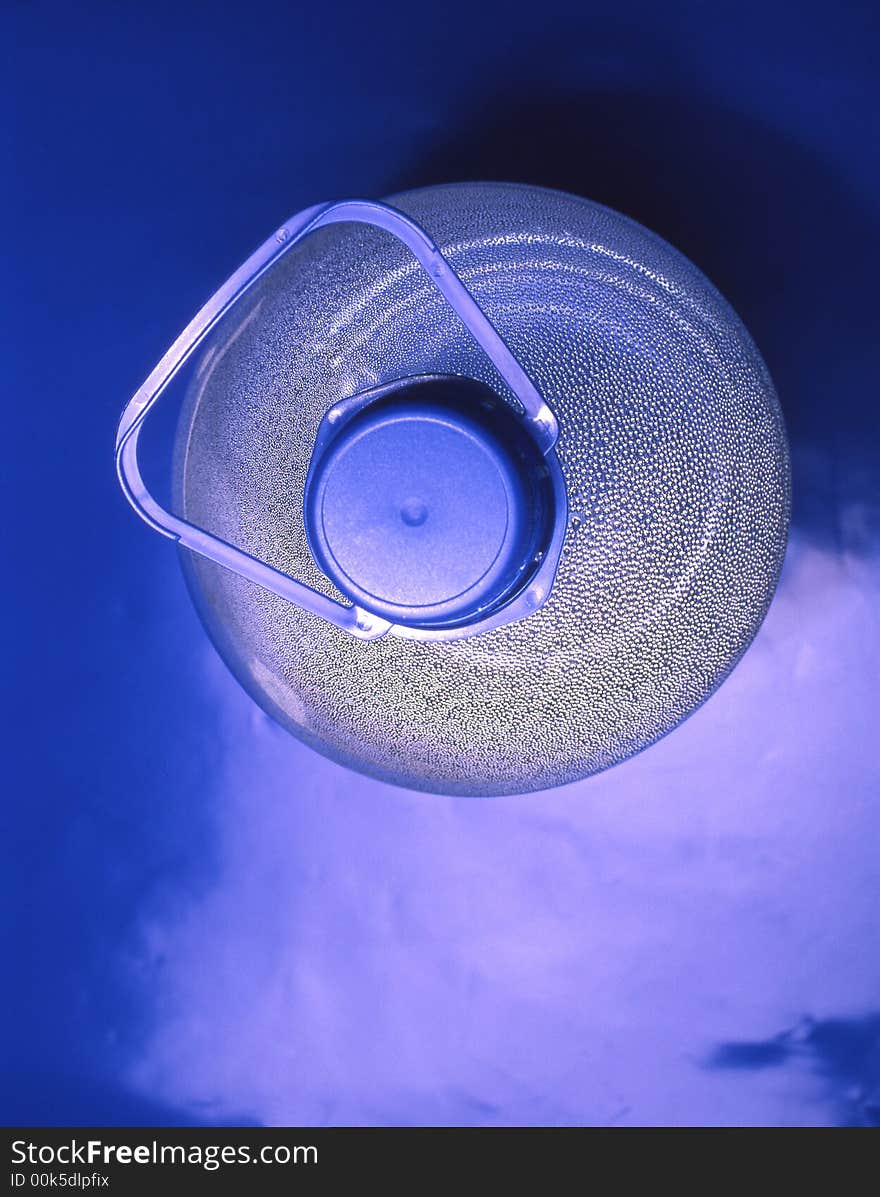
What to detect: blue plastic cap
<box><xmin>304</xmin><ymin>376</ymin><xmax>557</xmax><ymax>632</ymax></box>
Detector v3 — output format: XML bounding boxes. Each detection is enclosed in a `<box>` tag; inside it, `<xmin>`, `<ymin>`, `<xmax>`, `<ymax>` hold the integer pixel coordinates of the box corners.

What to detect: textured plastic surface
<box><xmin>174</xmin><ymin>182</ymin><xmax>790</xmax><ymax>796</ymax></box>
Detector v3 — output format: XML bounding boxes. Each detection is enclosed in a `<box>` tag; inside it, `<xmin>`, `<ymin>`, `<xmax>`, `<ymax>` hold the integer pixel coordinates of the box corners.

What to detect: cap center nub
<box><xmin>400</xmin><ymin>497</ymin><xmax>428</xmax><ymax>527</ymax></box>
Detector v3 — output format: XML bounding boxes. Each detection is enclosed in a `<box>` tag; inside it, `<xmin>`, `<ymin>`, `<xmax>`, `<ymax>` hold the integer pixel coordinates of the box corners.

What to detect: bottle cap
<box><xmin>304</xmin><ymin>377</ymin><xmax>555</xmax><ymax>631</ymax></box>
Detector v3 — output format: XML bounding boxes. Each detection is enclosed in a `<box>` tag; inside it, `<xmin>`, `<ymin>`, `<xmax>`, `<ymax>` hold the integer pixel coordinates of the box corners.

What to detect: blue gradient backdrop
<box><xmin>4</xmin><ymin>0</ymin><xmax>879</xmax><ymax>1126</ymax></box>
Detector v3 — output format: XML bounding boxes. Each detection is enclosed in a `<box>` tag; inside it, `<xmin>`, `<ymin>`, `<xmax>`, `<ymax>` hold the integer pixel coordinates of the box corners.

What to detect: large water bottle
<box><xmin>117</xmin><ymin>182</ymin><xmax>790</xmax><ymax>794</ymax></box>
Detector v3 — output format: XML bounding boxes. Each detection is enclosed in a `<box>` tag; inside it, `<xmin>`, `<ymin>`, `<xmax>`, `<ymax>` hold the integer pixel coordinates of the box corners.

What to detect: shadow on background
<box><xmin>390</xmin><ymin>74</ymin><xmax>880</xmax><ymax>556</ymax></box>
<box><xmin>709</xmin><ymin>1013</ymin><xmax>880</xmax><ymax>1127</ymax></box>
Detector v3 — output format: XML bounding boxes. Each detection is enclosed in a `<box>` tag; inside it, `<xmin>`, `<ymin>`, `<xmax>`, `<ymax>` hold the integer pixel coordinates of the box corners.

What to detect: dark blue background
<box><xmin>4</xmin><ymin>0</ymin><xmax>879</xmax><ymax>1126</ymax></box>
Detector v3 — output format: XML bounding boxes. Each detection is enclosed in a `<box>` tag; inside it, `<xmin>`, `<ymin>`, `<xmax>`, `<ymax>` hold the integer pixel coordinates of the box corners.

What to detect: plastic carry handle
<box><xmin>115</xmin><ymin>199</ymin><xmax>559</xmax><ymax>640</ymax></box>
